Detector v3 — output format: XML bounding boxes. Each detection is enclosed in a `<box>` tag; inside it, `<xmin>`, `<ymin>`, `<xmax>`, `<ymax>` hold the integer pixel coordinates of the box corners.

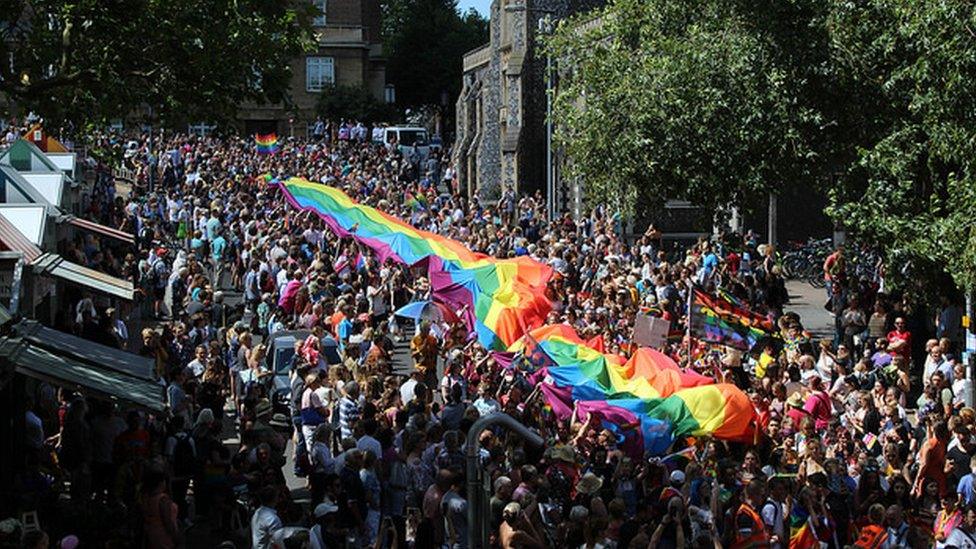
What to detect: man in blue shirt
<box><xmin>210</xmin><ymin>229</ymin><xmax>227</xmax><ymax>288</ymax></box>
<box><xmin>958</xmin><ymin>455</ymin><xmax>976</xmax><ymax>505</ymax></box>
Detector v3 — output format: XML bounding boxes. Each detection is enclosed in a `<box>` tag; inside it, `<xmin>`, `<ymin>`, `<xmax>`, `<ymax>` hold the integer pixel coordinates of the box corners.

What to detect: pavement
<box><xmin>783</xmin><ymin>279</ymin><xmax>834</xmax><ymax>338</ymax></box>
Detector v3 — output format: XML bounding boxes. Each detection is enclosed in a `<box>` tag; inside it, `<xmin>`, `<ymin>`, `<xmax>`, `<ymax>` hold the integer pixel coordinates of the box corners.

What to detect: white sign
<box><xmin>634</xmin><ymin>313</ymin><xmax>669</xmax><ymax>348</ymax></box>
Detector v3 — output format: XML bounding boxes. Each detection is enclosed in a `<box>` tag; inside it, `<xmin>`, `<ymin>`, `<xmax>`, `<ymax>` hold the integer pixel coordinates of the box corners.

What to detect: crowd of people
<box><xmin>4</xmin><ymin>122</ymin><xmax>975</xmax><ymax>549</ymax></box>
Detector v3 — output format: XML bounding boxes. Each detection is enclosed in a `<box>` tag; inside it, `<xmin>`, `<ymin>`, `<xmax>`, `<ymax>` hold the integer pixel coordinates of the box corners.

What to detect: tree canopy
<box><xmin>0</xmin><ymin>0</ymin><xmax>316</xmax><ymax>125</ymax></box>
<box><xmin>383</xmin><ymin>0</ymin><xmax>487</xmax><ymax>112</ymax></box>
<box><xmin>546</xmin><ymin>0</ymin><xmax>976</xmax><ymax>294</ymax></box>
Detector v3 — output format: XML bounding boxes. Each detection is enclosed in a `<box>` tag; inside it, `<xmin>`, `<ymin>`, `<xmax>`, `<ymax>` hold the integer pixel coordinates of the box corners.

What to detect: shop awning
<box><xmin>0</xmin><ymin>213</ymin><xmax>41</xmax><ymax>263</ymax></box>
<box><xmin>0</xmin><ymin>333</ymin><xmax>165</xmax><ymax>412</ymax></box>
<box><xmin>60</xmin><ymin>215</ymin><xmax>135</xmax><ymax>246</ymax></box>
<box><xmin>15</xmin><ymin>320</ymin><xmax>154</xmax><ymax>381</ymax></box>
<box><xmin>32</xmin><ymin>253</ymin><xmax>134</xmax><ymax>300</ymax></box>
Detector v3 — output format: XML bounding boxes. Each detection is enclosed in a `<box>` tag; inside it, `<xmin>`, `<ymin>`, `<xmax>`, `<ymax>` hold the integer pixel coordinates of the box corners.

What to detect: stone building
<box><xmin>454</xmin><ymin>0</ymin><xmax>605</xmax><ymax>202</ymax></box>
<box><xmin>237</xmin><ymin>0</ymin><xmax>387</xmax><ymax>136</ymax></box>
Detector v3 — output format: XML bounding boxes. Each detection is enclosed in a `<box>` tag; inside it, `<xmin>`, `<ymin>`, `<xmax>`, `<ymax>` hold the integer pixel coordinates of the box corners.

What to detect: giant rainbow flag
<box><xmin>270</xmin><ymin>176</ymin><xmax>553</xmax><ymax>349</ymax></box>
<box><xmin>272</xmin><ymin>176</ymin><xmax>758</xmax><ymax>454</ymax></box>
<box><xmin>509</xmin><ymin>325</ymin><xmax>758</xmax><ymax>453</ymax></box>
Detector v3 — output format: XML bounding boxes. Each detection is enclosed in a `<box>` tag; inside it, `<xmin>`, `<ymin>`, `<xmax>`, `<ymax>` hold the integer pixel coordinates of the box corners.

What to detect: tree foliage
<box><xmin>0</xmin><ymin>0</ymin><xmax>316</xmax><ymax>125</ymax></box>
<box><xmin>825</xmin><ymin>0</ymin><xmax>976</xmax><ymax>294</ymax></box>
<box><xmin>547</xmin><ymin>0</ymin><xmax>976</xmax><ymax>293</ymax></box>
<box><xmin>545</xmin><ymin>0</ymin><xmax>836</xmax><ymax>217</ymax></box>
<box><xmin>383</xmin><ymin>0</ymin><xmax>487</xmax><ymax>110</ymax></box>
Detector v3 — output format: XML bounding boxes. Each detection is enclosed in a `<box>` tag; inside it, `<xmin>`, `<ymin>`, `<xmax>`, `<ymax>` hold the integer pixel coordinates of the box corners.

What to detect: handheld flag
<box><xmin>255</xmin><ymin>133</ymin><xmax>279</xmax><ymax>154</ymax></box>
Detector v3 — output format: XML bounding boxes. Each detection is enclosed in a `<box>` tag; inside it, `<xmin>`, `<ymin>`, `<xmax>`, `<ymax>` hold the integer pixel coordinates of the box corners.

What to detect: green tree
<box><xmin>825</xmin><ymin>0</ymin><xmax>976</xmax><ymax>296</ymax></box>
<box><xmin>545</xmin><ymin>0</ymin><xmax>836</xmax><ymax>217</ymax></box>
<box><xmin>383</xmin><ymin>0</ymin><xmax>487</xmax><ymax>112</ymax></box>
<box><xmin>0</xmin><ymin>0</ymin><xmax>316</xmax><ymax>125</ymax></box>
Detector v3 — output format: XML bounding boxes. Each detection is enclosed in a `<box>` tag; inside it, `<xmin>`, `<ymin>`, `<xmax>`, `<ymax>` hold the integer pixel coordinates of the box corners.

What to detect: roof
<box><xmin>32</xmin><ymin>252</ymin><xmax>134</xmax><ymax>300</ymax></box>
<box><xmin>0</xmin><ymin>332</ymin><xmax>165</xmax><ymax>412</ymax></box>
<box><xmin>15</xmin><ymin>320</ymin><xmax>154</xmax><ymax>381</ymax></box>
<box><xmin>0</xmin><ymin>212</ymin><xmax>41</xmax><ymax>262</ymax></box>
<box><xmin>0</xmin><ymin>139</ymin><xmax>61</xmax><ymax>173</ymax></box>
<box><xmin>46</xmin><ymin>153</ymin><xmax>77</xmax><ymax>183</ymax></box>
<box><xmin>0</xmin><ymin>163</ymin><xmax>55</xmax><ymax>207</ymax></box>
<box><xmin>0</xmin><ymin>204</ymin><xmax>48</xmax><ymax>246</ymax></box>
<box><xmin>60</xmin><ymin>215</ymin><xmax>135</xmax><ymax>246</ymax></box>
<box><xmin>20</xmin><ymin>173</ymin><xmax>65</xmax><ymax>206</ymax></box>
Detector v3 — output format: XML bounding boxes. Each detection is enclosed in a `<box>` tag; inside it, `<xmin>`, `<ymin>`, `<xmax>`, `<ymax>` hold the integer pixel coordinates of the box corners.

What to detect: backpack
<box><xmin>171</xmin><ymin>433</ymin><xmax>197</xmax><ymax>477</ymax></box>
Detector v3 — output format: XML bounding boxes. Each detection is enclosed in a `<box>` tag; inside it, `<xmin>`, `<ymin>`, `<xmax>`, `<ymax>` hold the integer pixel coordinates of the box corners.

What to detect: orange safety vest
<box><xmin>854</xmin><ymin>524</ymin><xmax>889</xmax><ymax>549</ymax></box>
<box><xmin>731</xmin><ymin>503</ymin><xmax>771</xmax><ymax>549</ymax></box>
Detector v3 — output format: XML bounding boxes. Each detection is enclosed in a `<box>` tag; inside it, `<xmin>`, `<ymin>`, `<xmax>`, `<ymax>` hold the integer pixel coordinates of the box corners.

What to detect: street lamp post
<box><xmin>540</xmin><ymin>16</ymin><xmax>555</xmax><ymax>221</ymax></box>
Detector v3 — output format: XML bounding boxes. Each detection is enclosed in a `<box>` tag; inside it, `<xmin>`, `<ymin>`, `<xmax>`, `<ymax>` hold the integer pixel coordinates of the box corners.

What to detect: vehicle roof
<box><xmin>268</xmin><ymin>329</ymin><xmax>337</xmax><ymax>345</ymax></box>
<box><xmin>385</xmin><ymin>126</ymin><xmax>428</xmax><ymax>131</ymax></box>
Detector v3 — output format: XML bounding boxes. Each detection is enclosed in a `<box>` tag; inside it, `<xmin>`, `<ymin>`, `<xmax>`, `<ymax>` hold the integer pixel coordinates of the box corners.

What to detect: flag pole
<box><xmin>686</xmin><ymin>278</ymin><xmax>693</xmax><ymax>368</ymax></box>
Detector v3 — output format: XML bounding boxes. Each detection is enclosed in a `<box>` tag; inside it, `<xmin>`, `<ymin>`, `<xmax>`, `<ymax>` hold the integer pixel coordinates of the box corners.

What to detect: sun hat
<box><xmin>575</xmin><ymin>472</ymin><xmax>604</xmax><ymax>495</ymax></box>
<box><xmin>313</xmin><ymin>499</ymin><xmax>339</xmax><ymax>518</ymax></box>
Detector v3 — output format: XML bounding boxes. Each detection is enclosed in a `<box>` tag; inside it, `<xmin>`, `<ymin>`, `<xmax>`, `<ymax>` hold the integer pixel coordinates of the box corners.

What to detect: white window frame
<box><xmin>312</xmin><ymin>0</ymin><xmax>327</xmax><ymax>26</ymax></box>
<box><xmin>305</xmin><ymin>56</ymin><xmax>335</xmax><ymax>92</ymax></box>
<box><xmin>187</xmin><ymin>123</ymin><xmax>216</xmax><ymax>137</ymax></box>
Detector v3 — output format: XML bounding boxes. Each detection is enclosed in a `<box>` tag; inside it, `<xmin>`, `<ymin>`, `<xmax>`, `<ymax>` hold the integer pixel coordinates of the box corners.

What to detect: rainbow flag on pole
<box><xmin>255</xmin><ymin>133</ymin><xmax>279</xmax><ymax>154</ymax></box>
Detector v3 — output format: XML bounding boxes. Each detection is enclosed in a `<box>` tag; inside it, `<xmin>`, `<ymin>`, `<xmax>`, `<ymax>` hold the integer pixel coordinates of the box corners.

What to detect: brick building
<box><xmin>238</xmin><ymin>0</ymin><xmax>387</xmax><ymax>136</ymax></box>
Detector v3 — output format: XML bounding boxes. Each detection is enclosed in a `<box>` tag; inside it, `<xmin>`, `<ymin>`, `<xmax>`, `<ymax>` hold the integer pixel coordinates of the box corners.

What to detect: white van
<box><xmin>374</xmin><ymin>126</ymin><xmax>431</xmax><ymax>161</ymax></box>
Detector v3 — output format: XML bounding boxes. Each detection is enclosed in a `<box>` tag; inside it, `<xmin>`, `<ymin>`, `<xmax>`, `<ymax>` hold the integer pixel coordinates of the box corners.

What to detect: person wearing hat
<box><xmin>544</xmin><ymin>445</ymin><xmax>579</xmax><ymax>513</ymax></box>
<box><xmin>310</xmin><ymin>492</ymin><xmax>343</xmax><ymax>549</ymax></box>
<box><xmin>785</xmin><ymin>392</ymin><xmax>810</xmax><ymax>432</ymax></box>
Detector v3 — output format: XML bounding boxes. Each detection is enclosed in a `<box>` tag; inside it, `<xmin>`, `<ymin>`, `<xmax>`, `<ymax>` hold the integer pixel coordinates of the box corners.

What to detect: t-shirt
<box><xmin>211</xmin><ymin>235</ymin><xmax>227</xmax><ymax>261</ymax></box>
<box><xmin>357</xmin><ymin>435</ymin><xmax>382</xmax><ymax>460</ymax></box>
<box><xmin>761</xmin><ymin>499</ymin><xmax>785</xmax><ymax>549</ymax></box>
<box><xmin>945</xmin><ymin>527</ymin><xmax>976</xmax><ymax>549</ymax></box>
<box><xmin>958</xmin><ymin>474</ymin><xmax>976</xmax><ymax>506</ymax></box>
<box><xmin>251</xmin><ymin>506</ymin><xmax>283</xmax><ymax>549</ymax></box>
<box><xmin>441</xmin><ymin>490</ymin><xmax>468</xmax><ymax>548</ymax></box>
<box><xmin>886</xmin><ymin>330</ymin><xmax>912</xmax><ymax>361</ymax></box>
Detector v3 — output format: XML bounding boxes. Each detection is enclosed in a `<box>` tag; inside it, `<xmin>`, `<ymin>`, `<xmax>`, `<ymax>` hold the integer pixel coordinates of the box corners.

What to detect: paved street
<box><xmin>783</xmin><ymin>279</ymin><xmax>833</xmax><ymax>338</ymax></box>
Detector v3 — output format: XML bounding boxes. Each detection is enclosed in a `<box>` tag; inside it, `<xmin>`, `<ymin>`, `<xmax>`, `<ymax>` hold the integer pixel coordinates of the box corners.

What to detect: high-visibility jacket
<box><xmin>853</xmin><ymin>524</ymin><xmax>888</xmax><ymax>549</ymax></box>
<box><xmin>732</xmin><ymin>503</ymin><xmax>771</xmax><ymax>549</ymax></box>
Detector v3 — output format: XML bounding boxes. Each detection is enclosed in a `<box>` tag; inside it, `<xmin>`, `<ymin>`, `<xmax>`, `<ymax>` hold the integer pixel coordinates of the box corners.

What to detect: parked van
<box><xmin>374</xmin><ymin>126</ymin><xmax>431</xmax><ymax>161</ymax></box>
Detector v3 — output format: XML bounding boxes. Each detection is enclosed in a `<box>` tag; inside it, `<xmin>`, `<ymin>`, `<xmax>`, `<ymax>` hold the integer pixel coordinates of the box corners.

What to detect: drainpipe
<box><xmin>466</xmin><ymin>412</ymin><xmax>544</xmax><ymax>548</ymax></box>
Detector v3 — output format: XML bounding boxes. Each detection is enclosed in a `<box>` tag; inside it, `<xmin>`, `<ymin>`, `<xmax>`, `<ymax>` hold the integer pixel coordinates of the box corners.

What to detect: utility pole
<box><xmin>767</xmin><ymin>192</ymin><xmax>777</xmax><ymax>247</ymax></box>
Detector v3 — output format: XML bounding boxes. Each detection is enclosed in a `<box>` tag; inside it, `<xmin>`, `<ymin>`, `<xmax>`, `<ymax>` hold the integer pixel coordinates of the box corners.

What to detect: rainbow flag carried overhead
<box><xmin>512</xmin><ymin>324</ymin><xmax>757</xmax><ymax>452</ymax></box>
<box><xmin>510</xmin><ymin>325</ymin><xmax>713</xmax><ymax>402</ymax></box>
<box><xmin>690</xmin><ymin>289</ymin><xmax>776</xmax><ymax>351</ymax></box>
<box><xmin>255</xmin><ymin>133</ymin><xmax>279</xmax><ymax>154</ymax></box>
<box><xmin>270</xmin><ymin>176</ymin><xmax>553</xmax><ymax>349</ymax></box>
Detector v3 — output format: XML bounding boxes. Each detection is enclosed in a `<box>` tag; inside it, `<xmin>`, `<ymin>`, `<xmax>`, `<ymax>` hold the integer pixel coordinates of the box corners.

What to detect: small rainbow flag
<box><xmin>255</xmin><ymin>133</ymin><xmax>279</xmax><ymax>154</ymax></box>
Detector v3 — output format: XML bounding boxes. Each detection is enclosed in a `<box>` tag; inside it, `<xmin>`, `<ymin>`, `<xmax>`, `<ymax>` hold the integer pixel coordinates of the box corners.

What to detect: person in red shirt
<box><xmin>886</xmin><ymin>316</ymin><xmax>912</xmax><ymax>362</ymax></box>
<box><xmin>113</xmin><ymin>410</ymin><xmax>150</xmax><ymax>462</ymax></box>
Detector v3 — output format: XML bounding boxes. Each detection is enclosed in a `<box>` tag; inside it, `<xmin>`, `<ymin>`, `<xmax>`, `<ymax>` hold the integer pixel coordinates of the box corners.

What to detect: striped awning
<box><xmin>0</xmin><ymin>213</ymin><xmax>41</xmax><ymax>263</ymax></box>
<box><xmin>63</xmin><ymin>216</ymin><xmax>135</xmax><ymax>245</ymax></box>
<box><xmin>32</xmin><ymin>252</ymin><xmax>134</xmax><ymax>300</ymax></box>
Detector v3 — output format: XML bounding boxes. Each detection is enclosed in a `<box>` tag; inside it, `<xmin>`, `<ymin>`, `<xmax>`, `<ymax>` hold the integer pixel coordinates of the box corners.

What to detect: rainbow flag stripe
<box><xmin>513</xmin><ymin>325</ymin><xmax>757</xmax><ymax>452</ymax></box>
<box><xmin>271</xmin><ymin>176</ymin><xmax>553</xmax><ymax>349</ymax></box>
<box><xmin>255</xmin><ymin>133</ymin><xmax>279</xmax><ymax>154</ymax></box>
